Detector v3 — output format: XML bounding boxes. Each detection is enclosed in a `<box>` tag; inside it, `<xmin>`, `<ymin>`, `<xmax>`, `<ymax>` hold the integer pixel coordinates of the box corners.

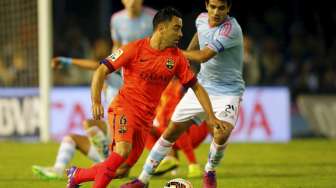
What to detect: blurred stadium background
<box><xmin>0</xmin><ymin>0</ymin><xmax>335</xmax><ymax>187</ymax></box>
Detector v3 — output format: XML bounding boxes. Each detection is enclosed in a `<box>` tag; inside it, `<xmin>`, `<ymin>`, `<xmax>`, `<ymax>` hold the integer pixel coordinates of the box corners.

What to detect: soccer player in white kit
<box><xmin>32</xmin><ymin>0</ymin><xmax>156</xmax><ymax>180</ymax></box>
<box><xmin>121</xmin><ymin>0</ymin><xmax>244</xmax><ymax>187</ymax></box>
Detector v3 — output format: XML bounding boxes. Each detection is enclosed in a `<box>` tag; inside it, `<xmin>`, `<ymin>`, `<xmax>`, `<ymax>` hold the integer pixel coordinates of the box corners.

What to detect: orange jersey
<box><xmin>102</xmin><ymin>38</ymin><xmax>196</xmax><ymax>130</ymax></box>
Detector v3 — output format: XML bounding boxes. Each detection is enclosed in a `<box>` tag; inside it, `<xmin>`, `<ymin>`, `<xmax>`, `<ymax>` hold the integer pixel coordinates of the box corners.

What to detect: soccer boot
<box><xmin>32</xmin><ymin>165</ymin><xmax>63</xmax><ymax>180</ymax></box>
<box><xmin>152</xmin><ymin>156</ymin><xmax>179</xmax><ymax>176</ymax></box>
<box><xmin>66</xmin><ymin>166</ymin><xmax>80</xmax><ymax>188</ymax></box>
<box><xmin>203</xmin><ymin>171</ymin><xmax>217</xmax><ymax>188</ymax></box>
<box><xmin>120</xmin><ymin>179</ymin><xmax>148</xmax><ymax>188</ymax></box>
<box><xmin>187</xmin><ymin>164</ymin><xmax>202</xmax><ymax>178</ymax></box>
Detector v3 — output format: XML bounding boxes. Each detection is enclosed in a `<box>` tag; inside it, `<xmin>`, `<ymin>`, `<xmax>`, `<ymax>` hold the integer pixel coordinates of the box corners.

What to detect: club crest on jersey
<box><xmin>108</xmin><ymin>49</ymin><xmax>123</xmax><ymax>61</ymax></box>
<box><xmin>166</xmin><ymin>58</ymin><xmax>175</xmax><ymax>70</ymax></box>
<box><xmin>118</xmin><ymin>115</ymin><xmax>127</xmax><ymax>134</ymax></box>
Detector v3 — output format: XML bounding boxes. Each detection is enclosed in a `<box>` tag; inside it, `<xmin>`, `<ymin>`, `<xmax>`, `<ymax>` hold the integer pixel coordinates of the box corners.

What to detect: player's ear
<box><xmin>157</xmin><ymin>23</ymin><xmax>166</xmax><ymax>33</ymax></box>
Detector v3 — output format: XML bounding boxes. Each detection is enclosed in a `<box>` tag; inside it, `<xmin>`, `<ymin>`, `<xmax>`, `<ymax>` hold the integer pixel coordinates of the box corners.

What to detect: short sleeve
<box><xmin>101</xmin><ymin>42</ymin><xmax>137</xmax><ymax>73</ymax></box>
<box><xmin>208</xmin><ymin>22</ymin><xmax>241</xmax><ymax>53</ymax></box>
<box><xmin>175</xmin><ymin>53</ymin><xmax>197</xmax><ymax>88</ymax></box>
<box><xmin>110</xmin><ymin>15</ymin><xmax>121</xmax><ymax>42</ymax></box>
<box><xmin>195</xmin><ymin>13</ymin><xmax>208</xmax><ymax>29</ymax></box>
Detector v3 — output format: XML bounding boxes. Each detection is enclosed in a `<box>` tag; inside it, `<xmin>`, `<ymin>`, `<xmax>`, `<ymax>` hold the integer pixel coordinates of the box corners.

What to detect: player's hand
<box><xmin>51</xmin><ymin>57</ymin><xmax>62</xmax><ymax>69</ymax></box>
<box><xmin>92</xmin><ymin>102</ymin><xmax>104</xmax><ymax>120</ymax></box>
<box><xmin>207</xmin><ymin>115</ymin><xmax>227</xmax><ymax>133</ymax></box>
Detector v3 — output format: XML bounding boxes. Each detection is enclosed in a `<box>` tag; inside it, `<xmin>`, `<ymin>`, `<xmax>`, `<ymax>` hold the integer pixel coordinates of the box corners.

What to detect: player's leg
<box><xmin>121</xmin><ymin>89</ymin><xmax>204</xmax><ymax>187</ymax></box>
<box><xmin>152</xmin><ymin>148</ymin><xmax>180</xmax><ymax>176</ymax></box>
<box><xmin>92</xmin><ymin>141</ymin><xmax>131</xmax><ymax>187</ymax></box>
<box><xmin>151</xmin><ymin>125</ymin><xmax>180</xmax><ymax>176</ymax></box>
<box><xmin>83</xmin><ymin>119</ymin><xmax>109</xmax><ymax>160</ymax></box>
<box><xmin>140</xmin><ymin>120</ymin><xmax>193</xmax><ymax>181</ymax></box>
<box><xmin>70</xmin><ymin>134</ymin><xmax>104</xmax><ymax>163</ymax></box>
<box><xmin>203</xmin><ymin>95</ymin><xmax>240</xmax><ymax>188</ymax></box>
<box><xmin>120</xmin><ymin>120</ymin><xmax>193</xmax><ymax>188</ymax></box>
<box><xmin>190</xmin><ymin>121</ymin><xmax>210</xmax><ymax>149</ymax></box>
<box><xmin>93</xmin><ymin>128</ymin><xmax>147</xmax><ymax>180</ymax></box>
<box><xmin>145</xmin><ymin>126</ymin><xmax>180</xmax><ymax>176</ymax></box>
<box><xmin>169</xmin><ymin>121</ymin><xmax>208</xmax><ymax>178</ymax></box>
<box><xmin>175</xmin><ymin>130</ymin><xmax>202</xmax><ymax>178</ymax></box>
<box><xmin>114</xmin><ymin>163</ymin><xmax>131</xmax><ymax>179</ymax></box>
<box><xmin>145</xmin><ymin>126</ymin><xmax>161</xmax><ymax>150</ymax></box>
<box><xmin>67</xmin><ymin>111</ymin><xmax>133</xmax><ymax>188</ymax></box>
<box><xmin>32</xmin><ymin>134</ymin><xmax>82</xmax><ymax>179</ymax></box>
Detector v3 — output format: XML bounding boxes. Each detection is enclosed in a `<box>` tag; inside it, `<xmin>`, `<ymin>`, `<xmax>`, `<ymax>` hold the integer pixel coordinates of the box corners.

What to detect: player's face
<box><xmin>206</xmin><ymin>0</ymin><xmax>231</xmax><ymax>27</ymax></box>
<box><xmin>162</xmin><ymin>16</ymin><xmax>183</xmax><ymax>47</ymax></box>
<box><xmin>122</xmin><ymin>0</ymin><xmax>143</xmax><ymax>14</ymax></box>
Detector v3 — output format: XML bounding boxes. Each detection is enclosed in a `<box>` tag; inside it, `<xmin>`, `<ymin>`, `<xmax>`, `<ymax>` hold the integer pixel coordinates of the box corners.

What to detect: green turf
<box><xmin>0</xmin><ymin>139</ymin><xmax>335</xmax><ymax>188</ymax></box>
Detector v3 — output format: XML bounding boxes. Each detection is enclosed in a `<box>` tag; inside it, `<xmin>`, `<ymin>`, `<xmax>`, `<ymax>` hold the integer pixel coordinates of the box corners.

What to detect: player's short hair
<box><xmin>153</xmin><ymin>7</ymin><xmax>182</xmax><ymax>31</ymax></box>
<box><xmin>205</xmin><ymin>0</ymin><xmax>232</xmax><ymax>6</ymax></box>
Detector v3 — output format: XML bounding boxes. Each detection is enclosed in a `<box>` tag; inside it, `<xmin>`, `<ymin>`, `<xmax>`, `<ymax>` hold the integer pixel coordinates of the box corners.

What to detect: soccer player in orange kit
<box><xmin>66</xmin><ymin>7</ymin><xmax>226</xmax><ymax>188</ymax></box>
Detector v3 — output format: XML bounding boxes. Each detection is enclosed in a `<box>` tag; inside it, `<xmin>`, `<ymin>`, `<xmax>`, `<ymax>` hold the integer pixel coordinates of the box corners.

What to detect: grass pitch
<box><xmin>0</xmin><ymin>139</ymin><xmax>335</xmax><ymax>188</ymax></box>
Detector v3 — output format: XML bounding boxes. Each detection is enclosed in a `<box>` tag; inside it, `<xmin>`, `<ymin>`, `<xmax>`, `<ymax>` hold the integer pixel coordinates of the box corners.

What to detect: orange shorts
<box><xmin>108</xmin><ymin>109</ymin><xmax>148</xmax><ymax>167</ymax></box>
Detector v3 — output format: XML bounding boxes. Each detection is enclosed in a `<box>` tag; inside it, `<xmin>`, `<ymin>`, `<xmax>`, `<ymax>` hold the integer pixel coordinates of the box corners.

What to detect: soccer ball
<box><xmin>164</xmin><ymin>178</ymin><xmax>193</xmax><ymax>188</ymax></box>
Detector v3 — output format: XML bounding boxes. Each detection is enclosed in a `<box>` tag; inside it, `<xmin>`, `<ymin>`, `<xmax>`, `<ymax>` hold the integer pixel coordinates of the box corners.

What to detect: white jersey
<box><xmin>110</xmin><ymin>6</ymin><xmax>156</xmax><ymax>45</ymax></box>
<box><xmin>196</xmin><ymin>13</ymin><xmax>245</xmax><ymax>96</ymax></box>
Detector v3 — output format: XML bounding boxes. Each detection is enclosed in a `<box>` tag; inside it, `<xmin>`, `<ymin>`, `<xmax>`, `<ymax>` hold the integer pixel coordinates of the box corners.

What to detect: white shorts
<box><xmin>171</xmin><ymin>89</ymin><xmax>242</xmax><ymax>126</ymax></box>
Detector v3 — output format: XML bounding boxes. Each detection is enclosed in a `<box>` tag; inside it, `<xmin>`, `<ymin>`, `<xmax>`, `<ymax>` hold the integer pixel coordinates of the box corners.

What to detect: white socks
<box><xmin>86</xmin><ymin>126</ymin><xmax>108</xmax><ymax>159</ymax></box>
<box><xmin>54</xmin><ymin>136</ymin><xmax>76</xmax><ymax>172</ymax></box>
<box><xmin>139</xmin><ymin>136</ymin><xmax>173</xmax><ymax>183</ymax></box>
<box><xmin>205</xmin><ymin>140</ymin><xmax>227</xmax><ymax>172</ymax></box>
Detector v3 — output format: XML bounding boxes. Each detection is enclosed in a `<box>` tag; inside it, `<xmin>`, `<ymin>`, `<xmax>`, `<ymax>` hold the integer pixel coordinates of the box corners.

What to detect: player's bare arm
<box><xmin>52</xmin><ymin>57</ymin><xmax>99</xmax><ymax>70</ymax></box>
<box><xmin>182</xmin><ymin>46</ymin><xmax>217</xmax><ymax>63</ymax></box>
<box><xmin>91</xmin><ymin>64</ymin><xmax>109</xmax><ymax>120</ymax></box>
<box><xmin>186</xmin><ymin>32</ymin><xmax>200</xmax><ymax>51</ymax></box>
<box><xmin>191</xmin><ymin>81</ymin><xmax>226</xmax><ymax>131</ymax></box>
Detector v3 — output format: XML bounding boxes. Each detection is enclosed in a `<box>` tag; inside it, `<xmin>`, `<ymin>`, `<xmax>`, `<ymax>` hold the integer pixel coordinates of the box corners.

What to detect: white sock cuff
<box><xmin>62</xmin><ymin>136</ymin><xmax>76</xmax><ymax>146</ymax></box>
<box><xmin>158</xmin><ymin>136</ymin><xmax>173</xmax><ymax>147</ymax></box>
<box><xmin>86</xmin><ymin>126</ymin><xmax>102</xmax><ymax>134</ymax></box>
<box><xmin>139</xmin><ymin>170</ymin><xmax>151</xmax><ymax>184</ymax></box>
<box><xmin>211</xmin><ymin>140</ymin><xmax>227</xmax><ymax>151</ymax></box>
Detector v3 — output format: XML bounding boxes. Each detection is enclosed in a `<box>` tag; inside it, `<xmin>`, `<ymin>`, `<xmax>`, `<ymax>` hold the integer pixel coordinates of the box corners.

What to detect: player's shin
<box><xmin>139</xmin><ymin>136</ymin><xmax>173</xmax><ymax>183</ymax></box>
<box><xmin>205</xmin><ymin>124</ymin><xmax>233</xmax><ymax>172</ymax></box>
<box><xmin>54</xmin><ymin>136</ymin><xmax>76</xmax><ymax>173</ymax></box>
<box><xmin>86</xmin><ymin>126</ymin><xmax>109</xmax><ymax>160</ymax></box>
<box><xmin>93</xmin><ymin>152</ymin><xmax>126</xmax><ymax>188</ymax></box>
<box><xmin>205</xmin><ymin>139</ymin><xmax>227</xmax><ymax>172</ymax></box>
<box><xmin>87</xmin><ymin>146</ymin><xmax>104</xmax><ymax>163</ymax></box>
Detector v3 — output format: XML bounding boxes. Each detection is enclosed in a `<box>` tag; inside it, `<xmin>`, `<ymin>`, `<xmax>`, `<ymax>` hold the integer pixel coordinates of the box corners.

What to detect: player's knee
<box><xmin>114</xmin><ymin>142</ymin><xmax>132</xmax><ymax>158</ymax></box>
<box><xmin>214</xmin><ymin>123</ymin><xmax>234</xmax><ymax>140</ymax></box>
<box><xmin>82</xmin><ymin>120</ymin><xmax>92</xmax><ymax>130</ymax></box>
<box><xmin>163</xmin><ymin>121</ymin><xmax>190</xmax><ymax>142</ymax></box>
<box><xmin>115</xmin><ymin>165</ymin><xmax>130</xmax><ymax>178</ymax></box>
<box><xmin>64</xmin><ymin>135</ymin><xmax>75</xmax><ymax>142</ymax></box>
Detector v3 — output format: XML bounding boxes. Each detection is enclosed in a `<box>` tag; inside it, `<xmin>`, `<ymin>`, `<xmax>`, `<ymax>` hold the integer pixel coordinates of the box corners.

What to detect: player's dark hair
<box><xmin>153</xmin><ymin>7</ymin><xmax>182</xmax><ymax>30</ymax></box>
<box><xmin>205</xmin><ymin>0</ymin><xmax>232</xmax><ymax>6</ymax></box>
